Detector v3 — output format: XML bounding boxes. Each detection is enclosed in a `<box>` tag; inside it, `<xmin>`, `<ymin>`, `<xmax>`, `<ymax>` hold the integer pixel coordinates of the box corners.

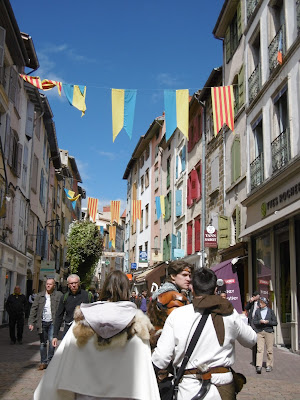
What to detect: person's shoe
<box><xmin>37</xmin><ymin>364</ymin><xmax>47</xmax><ymax>370</ymax></box>
<box><xmin>17</xmin><ymin>340</ymin><xmax>23</xmax><ymax>344</ymax></box>
<box><xmin>256</xmin><ymin>367</ymin><xmax>262</xmax><ymax>374</ymax></box>
<box><xmin>10</xmin><ymin>340</ymin><xmax>16</xmax><ymax>345</ymax></box>
<box><xmin>266</xmin><ymin>366</ymin><xmax>272</xmax><ymax>372</ymax></box>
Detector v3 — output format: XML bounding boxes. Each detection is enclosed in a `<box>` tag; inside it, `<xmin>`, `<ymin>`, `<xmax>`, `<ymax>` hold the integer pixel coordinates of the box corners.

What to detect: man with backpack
<box><xmin>52</xmin><ymin>274</ymin><xmax>93</xmax><ymax>347</ymax></box>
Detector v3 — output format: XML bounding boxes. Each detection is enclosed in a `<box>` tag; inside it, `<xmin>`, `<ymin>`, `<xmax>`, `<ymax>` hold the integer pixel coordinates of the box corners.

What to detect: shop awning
<box><xmin>240</xmin><ymin>199</ymin><xmax>300</xmax><ymax>238</ymax></box>
<box><xmin>134</xmin><ymin>263</ymin><xmax>167</xmax><ymax>288</ymax></box>
<box><xmin>211</xmin><ymin>259</ymin><xmax>243</xmax><ymax>313</ymax></box>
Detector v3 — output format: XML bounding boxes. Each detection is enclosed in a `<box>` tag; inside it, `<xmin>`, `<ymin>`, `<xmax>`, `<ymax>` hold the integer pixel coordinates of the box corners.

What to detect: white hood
<box><xmin>80</xmin><ymin>301</ymin><xmax>137</xmax><ymax>339</ymax></box>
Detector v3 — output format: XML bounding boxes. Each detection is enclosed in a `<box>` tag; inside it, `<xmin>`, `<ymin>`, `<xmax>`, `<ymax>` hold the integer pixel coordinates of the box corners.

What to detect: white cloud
<box><xmin>156</xmin><ymin>72</ymin><xmax>181</xmax><ymax>87</ymax></box>
<box><xmin>96</xmin><ymin>150</ymin><xmax>117</xmax><ymax>160</ymax></box>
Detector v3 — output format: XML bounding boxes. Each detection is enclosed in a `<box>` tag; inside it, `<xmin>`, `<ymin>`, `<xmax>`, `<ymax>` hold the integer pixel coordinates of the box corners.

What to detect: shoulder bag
<box><xmin>158</xmin><ymin>311</ymin><xmax>210</xmax><ymax>400</ymax></box>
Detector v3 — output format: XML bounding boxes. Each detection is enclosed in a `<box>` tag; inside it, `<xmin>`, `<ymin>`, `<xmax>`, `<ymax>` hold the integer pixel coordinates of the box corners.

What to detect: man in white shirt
<box><xmin>152</xmin><ymin>268</ymin><xmax>257</xmax><ymax>400</ymax></box>
<box><xmin>28</xmin><ymin>279</ymin><xmax>62</xmax><ymax>370</ymax></box>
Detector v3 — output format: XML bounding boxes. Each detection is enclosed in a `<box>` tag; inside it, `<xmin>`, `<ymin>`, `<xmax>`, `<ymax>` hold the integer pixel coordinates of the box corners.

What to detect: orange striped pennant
<box><xmin>87</xmin><ymin>197</ymin><xmax>98</xmax><ymax>222</ymax></box>
<box><xmin>110</xmin><ymin>200</ymin><xmax>120</xmax><ymax>224</ymax></box>
<box><xmin>132</xmin><ymin>200</ymin><xmax>141</xmax><ymax>223</ymax></box>
<box><xmin>20</xmin><ymin>74</ymin><xmax>43</xmax><ymax>89</ymax></box>
<box><xmin>211</xmin><ymin>86</ymin><xmax>234</xmax><ymax>136</ymax></box>
<box><xmin>41</xmin><ymin>79</ymin><xmax>62</xmax><ymax>96</ymax></box>
<box><xmin>109</xmin><ymin>225</ymin><xmax>116</xmax><ymax>248</ymax></box>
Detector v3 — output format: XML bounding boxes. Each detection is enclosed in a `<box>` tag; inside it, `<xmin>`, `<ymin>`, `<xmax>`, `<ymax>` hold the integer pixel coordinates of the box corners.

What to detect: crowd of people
<box><xmin>4</xmin><ymin>260</ymin><xmax>278</xmax><ymax>400</ymax></box>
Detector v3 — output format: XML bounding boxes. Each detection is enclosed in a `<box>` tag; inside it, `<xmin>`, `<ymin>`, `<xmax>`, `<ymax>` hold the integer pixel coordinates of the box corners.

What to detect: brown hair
<box><xmin>100</xmin><ymin>270</ymin><xmax>130</xmax><ymax>302</ymax></box>
<box><xmin>167</xmin><ymin>260</ymin><xmax>194</xmax><ymax>281</ymax></box>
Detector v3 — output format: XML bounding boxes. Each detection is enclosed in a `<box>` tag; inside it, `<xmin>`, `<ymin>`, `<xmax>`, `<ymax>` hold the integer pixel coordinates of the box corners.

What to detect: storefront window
<box><xmin>254</xmin><ymin>233</ymin><xmax>272</xmax><ymax>300</ymax></box>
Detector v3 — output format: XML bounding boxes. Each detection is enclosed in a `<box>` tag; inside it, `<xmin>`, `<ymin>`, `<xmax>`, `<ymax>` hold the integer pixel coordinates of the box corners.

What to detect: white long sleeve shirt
<box><xmin>152</xmin><ymin>304</ymin><xmax>257</xmax><ymax>400</ymax></box>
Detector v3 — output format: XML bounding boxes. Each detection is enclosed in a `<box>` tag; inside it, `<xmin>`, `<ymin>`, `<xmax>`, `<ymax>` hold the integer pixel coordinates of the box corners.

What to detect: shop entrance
<box><xmin>275</xmin><ymin>231</ymin><xmax>291</xmax><ymax>347</ymax></box>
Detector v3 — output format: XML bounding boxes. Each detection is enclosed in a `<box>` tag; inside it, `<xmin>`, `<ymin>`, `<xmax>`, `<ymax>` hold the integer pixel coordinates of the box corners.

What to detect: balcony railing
<box><xmin>248</xmin><ymin>62</ymin><xmax>261</xmax><ymax>103</ymax></box>
<box><xmin>297</xmin><ymin>0</ymin><xmax>300</xmax><ymax>35</ymax></box>
<box><xmin>271</xmin><ymin>128</ymin><xmax>291</xmax><ymax>174</ymax></box>
<box><xmin>247</xmin><ymin>0</ymin><xmax>259</xmax><ymax>21</ymax></box>
<box><xmin>269</xmin><ymin>25</ymin><xmax>286</xmax><ymax>73</ymax></box>
<box><xmin>250</xmin><ymin>153</ymin><xmax>264</xmax><ymax>190</ymax></box>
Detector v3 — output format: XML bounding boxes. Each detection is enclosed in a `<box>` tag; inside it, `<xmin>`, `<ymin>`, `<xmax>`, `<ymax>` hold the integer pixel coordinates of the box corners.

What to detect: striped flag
<box><xmin>109</xmin><ymin>225</ymin><xmax>116</xmax><ymax>248</ymax></box>
<box><xmin>277</xmin><ymin>31</ymin><xmax>283</xmax><ymax>65</ymax></box>
<box><xmin>110</xmin><ymin>200</ymin><xmax>120</xmax><ymax>224</ymax></box>
<box><xmin>132</xmin><ymin>200</ymin><xmax>141</xmax><ymax>223</ymax></box>
<box><xmin>20</xmin><ymin>74</ymin><xmax>43</xmax><ymax>89</ymax></box>
<box><xmin>211</xmin><ymin>86</ymin><xmax>234</xmax><ymax>136</ymax></box>
<box><xmin>87</xmin><ymin>197</ymin><xmax>98</xmax><ymax>222</ymax></box>
<box><xmin>41</xmin><ymin>79</ymin><xmax>62</xmax><ymax>96</ymax></box>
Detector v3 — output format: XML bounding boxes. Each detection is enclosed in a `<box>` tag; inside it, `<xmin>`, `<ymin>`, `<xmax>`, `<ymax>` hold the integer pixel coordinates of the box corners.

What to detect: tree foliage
<box><xmin>67</xmin><ymin>220</ymin><xmax>103</xmax><ymax>285</ymax></box>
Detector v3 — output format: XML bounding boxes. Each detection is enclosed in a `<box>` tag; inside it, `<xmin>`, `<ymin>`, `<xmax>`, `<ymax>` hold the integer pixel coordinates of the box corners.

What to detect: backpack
<box><xmin>63</xmin><ymin>291</ymin><xmax>93</xmax><ymax>304</ymax></box>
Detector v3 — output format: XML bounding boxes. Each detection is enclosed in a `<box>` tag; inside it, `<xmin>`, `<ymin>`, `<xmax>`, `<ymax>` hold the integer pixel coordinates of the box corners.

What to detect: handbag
<box><xmin>158</xmin><ymin>311</ymin><xmax>210</xmax><ymax>400</ymax></box>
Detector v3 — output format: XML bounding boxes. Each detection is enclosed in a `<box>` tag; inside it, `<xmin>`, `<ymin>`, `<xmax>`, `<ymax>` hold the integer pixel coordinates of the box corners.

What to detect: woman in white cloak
<box><xmin>34</xmin><ymin>271</ymin><xmax>160</xmax><ymax>400</ymax></box>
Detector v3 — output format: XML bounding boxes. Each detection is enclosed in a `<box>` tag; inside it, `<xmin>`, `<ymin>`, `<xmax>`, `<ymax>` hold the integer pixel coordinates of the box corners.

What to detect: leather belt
<box><xmin>184</xmin><ymin>366</ymin><xmax>230</xmax><ymax>381</ymax></box>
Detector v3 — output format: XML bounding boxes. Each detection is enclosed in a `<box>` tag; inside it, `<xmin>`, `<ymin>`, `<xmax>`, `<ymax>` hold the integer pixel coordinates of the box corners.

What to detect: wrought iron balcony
<box><xmin>271</xmin><ymin>128</ymin><xmax>291</xmax><ymax>174</ymax></box>
<box><xmin>247</xmin><ymin>0</ymin><xmax>259</xmax><ymax>21</ymax></box>
<box><xmin>269</xmin><ymin>25</ymin><xmax>286</xmax><ymax>73</ymax></box>
<box><xmin>248</xmin><ymin>62</ymin><xmax>261</xmax><ymax>103</ymax></box>
<box><xmin>250</xmin><ymin>153</ymin><xmax>264</xmax><ymax>190</ymax></box>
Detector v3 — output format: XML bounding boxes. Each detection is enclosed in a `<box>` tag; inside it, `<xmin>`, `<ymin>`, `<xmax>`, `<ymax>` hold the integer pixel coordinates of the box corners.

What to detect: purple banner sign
<box><xmin>211</xmin><ymin>259</ymin><xmax>243</xmax><ymax>314</ymax></box>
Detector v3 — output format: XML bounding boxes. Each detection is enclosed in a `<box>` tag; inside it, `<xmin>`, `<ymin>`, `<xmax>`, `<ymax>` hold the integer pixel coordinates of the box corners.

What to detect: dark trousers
<box><xmin>9</xmin><ymin>314</ymin><xmax>24</xmax><ymax>342</ymax></box>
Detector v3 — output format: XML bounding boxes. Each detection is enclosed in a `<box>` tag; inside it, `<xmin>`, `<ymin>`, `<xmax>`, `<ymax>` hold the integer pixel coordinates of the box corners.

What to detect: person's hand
<box><xmin>260</xmin><ymin>319</ymin><xmax>265</xmax><ymax>324</ymax></box>
<box><xmin>52</xmin><ymin>338</ymin><xmax>58</xmax><ymax>347</ymax></box>
<box><xmin>28</xmin><ymin>325</ymin><xmax>34</xmax><ymax>331</ymax></box>
<box><xmin>264</xmin><ymin>320</ymin><xmax>269</xmax><ymax>324</ymax></box>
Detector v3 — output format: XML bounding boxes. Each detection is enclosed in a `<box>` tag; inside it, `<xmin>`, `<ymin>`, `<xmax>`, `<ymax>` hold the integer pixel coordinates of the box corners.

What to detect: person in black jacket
<box><xmin>245</xmin><ymin>290</ymin><xmax>260</xmax><ymax>364</ymax></box>
<box><xmin>253</xmin><ymin>297</ymin><xmax>277</xmax><ymax>374</ymax></box>
<box><xmin>5</xmin><ymin>286</ymin><xmax>28</xmax><ymax>344</ymax></box>
<box><xmin>52</xmin><ymin>274</ymin><xmax>93</xmax><ymax>347</ymax></box>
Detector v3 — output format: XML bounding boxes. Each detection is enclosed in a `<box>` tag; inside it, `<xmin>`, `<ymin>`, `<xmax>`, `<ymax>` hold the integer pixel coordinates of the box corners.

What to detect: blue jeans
<box><xmin>39</xmin><ymin>321</ymin><xmax>54</xmax><ymax>364</ymax></box>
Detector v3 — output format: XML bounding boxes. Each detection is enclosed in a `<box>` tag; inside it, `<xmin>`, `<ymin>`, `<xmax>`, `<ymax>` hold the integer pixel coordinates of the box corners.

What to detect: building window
<box><xmin>145</xmin><ymin>145</ymin><xmax>150</xmax><ymax>160</ymax></box>
<box><xmin>145</xmin><ymin>168</ymin><xmax>149</xmax><ymax>187</ymax></box>
<box><xmin>21</xmin><ymin>144</ymin><xmax>28</xmax><ymax>190</ymax></box>
<box><xmin>140</xmin><ymin>154</ymin><xmax>144</xmax><ymax>168</ymax></box>
<box><xmin>35</xmin><ymin>112</ymin><xmax>41</xmax><ymax>140</ymax></box>
<box><xmin>140</xmin><ymin>210</ymin><xmax>143</xmax><ymax>232</ymax></box>
<box><xmin>31</xmin><ymin>154</ymin><xmax>38</xmax><ymax>193</ymax></box>
<box><xmin>154</xmin><ymin>165</ymin><xmax>159</xmax><ymax>188</ymax></box>
<box><xmin>8</xmin><ymin>130</ymin><xmax>22</xmax><ymax>177</ymax></box>
<box><xmin>187</xmin><ymin>222</ymin><xmax>193</xmax><ymax>255</ymax></box>
<box><xmin>194</xmin><ymin>217</ymin><xmax>201</xmax><ymax>252</ymax></box>
<box><xmin>225</xmin><ymin>2</ymin><xmax>242</xmax><ymax>62</ymax></box>
<box><xmin>141</xmin><ymin>175</ymin><xmax>144</xmax><ymax>194</ymax></box>
<box><xmin>145</xmin><ymin>204</ymin><xmax>149</xmax><ymax>228</ymax></box>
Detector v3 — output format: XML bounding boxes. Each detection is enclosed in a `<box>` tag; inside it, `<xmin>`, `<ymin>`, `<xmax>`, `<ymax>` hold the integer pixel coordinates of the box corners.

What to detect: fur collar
<box><xmin>73</xmin><ymin>307</ymin><xmax>153</xmax><ymax>350</ymax></box>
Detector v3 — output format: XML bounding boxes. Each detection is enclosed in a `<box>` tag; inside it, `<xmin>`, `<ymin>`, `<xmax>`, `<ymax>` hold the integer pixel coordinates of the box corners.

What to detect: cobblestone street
<box><xmin>0</xmin><ymin>322</ymin><xmax>300</xmax><ymax>400</ymax></box>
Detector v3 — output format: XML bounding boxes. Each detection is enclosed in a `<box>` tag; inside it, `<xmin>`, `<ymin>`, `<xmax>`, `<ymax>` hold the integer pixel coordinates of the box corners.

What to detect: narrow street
<box><xmin>0</xmin><ymin>322</ymin><xmax>300</xmax><ymax>400</ymax></box>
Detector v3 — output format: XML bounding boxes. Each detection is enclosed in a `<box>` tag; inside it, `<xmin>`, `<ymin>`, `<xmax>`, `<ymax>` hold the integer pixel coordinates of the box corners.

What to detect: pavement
<box><xmin>0</xmin><ymin>321</ymin><xmax>300</xmax><ymax>400</ymax></box>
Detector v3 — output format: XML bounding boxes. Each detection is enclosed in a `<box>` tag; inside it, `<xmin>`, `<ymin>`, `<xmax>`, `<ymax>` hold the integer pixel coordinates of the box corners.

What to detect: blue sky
<box><xmin>11</xmin><ymin>0</ymin><xmax>224</xmax><ymax>213</ymax></box>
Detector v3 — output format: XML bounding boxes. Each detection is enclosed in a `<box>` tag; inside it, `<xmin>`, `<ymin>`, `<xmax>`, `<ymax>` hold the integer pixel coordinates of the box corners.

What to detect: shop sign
<box><xmin>261</xmin><ymin>181</ymin><xmax>300</xmax><ymax>218</ymax></box>
<box><xmin>204</xmin><ymin>230</ymin><xmax>218</xmax><ymax>248</ymax></box>
<box><xmin>131</xmin><ymin>263</ymin><xmax>137</xmax><ymax>270</ymax></box>
<box><xmin>139</xmin><ymin>251</ymin><xmax>148</xmax><ymax>263</ymax></box>
<box><xmin>40</xmin><ymin>260</ymin><xmax>55</xmax><ymax>279</ymax></box>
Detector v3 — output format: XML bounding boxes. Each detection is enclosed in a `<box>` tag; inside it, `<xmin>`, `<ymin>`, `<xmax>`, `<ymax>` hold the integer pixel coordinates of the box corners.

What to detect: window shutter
<box><xmin>25</xmin><ymin>101</ymin><xmax>34</xmax><ymax>139</ymax></box>
<box><xmin>225</xmin><ymin>26</ymin><xmax>231</xmax><ymax>62</ymax></box>
<box><xmin>237</xmin><ymin>1</ymin><xmax>242</xmax><ymax>40</ymax></box>
<box><xmin>8</xmin><ymin>133</ymin><xmax>14</xmax><ymax>166</ymax></box>
<box><xmin>236</xmin><ymin>206</ymin><xmax>241</xmax><ymax>242</ymax></box>
<box><xmin>171</xmin><ymin>234</ymin><xmax>177</xmax><ymax>260</ymax></box>
<box><xmin>234</xmin><ymin>138</ymin><xmax>241</xmax><ymax>182</ymax></box>
<box><xmin>191</xmin><ymin>169</ymin><xmax>200</xmax><ymax>200</ymax></box>
<box><xmin>177</xmin><ymin>231</ymin><xmax>181</xmax><ymax>249</ymax></box>
<box><xmin>187</xmin><ymin>175</ymin><xmax>192</xmax><ymax>207</ymax></box>
<box><xmin>218</xmin><ymin>215</ymin><xmax>231</xmax><ymax>249</ymax></box>
<box><xmin>0</xmin><ymin>27</ymin><xmax>6</xmax><ymax>68</ymax></box>
<box><xmin>181</xmin><ymin>145</ymin><xmax>186</xmax><ymax>171</ymax></box>
<box><xmin>176</xmin><ymin>155</ymin><xmax>178</xmax><ymax>179</ymax></box>
<box><xmin>238</xmin><ymin>64</ymin><xmax>244</xmax><ymax>106</ymax></box>
<box><xmin>175</xmin><ymin>190</ymin><xmax>182</xmax><ymax>217</ymax></box>
<box><xmin>164</xmin><ymin>195</ymin><xmax>169</xmax><ymax>221</ymax></box>
<box><xmin>9</xmin><ymin>67</ymin><xmax>18</xmax><ymax>103</ymax></box>
<box><xmin>168</xmin><ymin>191</ymin><xmax>172</xmax><ymax>221</ymax></box>
<box><xmin>17</xmin><ymin>143</ymin><xmax>23</xmax><ymax>177</ymax></box>
<box><xmin>194</xmin><ymin>218</ymin><xmax>201</xmax><ymax>252</ymax></box>
<box><xmin>187</xmin><ymin>223</ymin><xmax>193</xmax><ymax>255</ymax></box>
<box><xmin>4</xmin><ymin>114</ymin><xmax>10</xmax><ymax>159</ymax></box>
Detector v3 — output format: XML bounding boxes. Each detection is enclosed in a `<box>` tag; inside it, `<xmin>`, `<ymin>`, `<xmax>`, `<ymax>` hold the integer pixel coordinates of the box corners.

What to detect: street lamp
<box><xmin>45</xmin><ymin>217</ymin><xmax>60</xmax><ymax>229</ymax></box>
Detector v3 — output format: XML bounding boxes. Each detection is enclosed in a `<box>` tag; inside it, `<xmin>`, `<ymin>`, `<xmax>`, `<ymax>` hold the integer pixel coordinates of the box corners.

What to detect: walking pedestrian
<box><xmin>5</xmin><ymin>285</ymin><xmax>27</xmax><ymax>344</ymax></box>
<box><xmin>28</xmin><ymin>278</ymin><xmax>62</xmax><ymax>370</ymax></box>
<box><xmin>152</xmin><ymin>267</ymin><xmax>257</xmax><ymax>400</ymax></box>
<box><xmin>52</xmin><ymin>274</ymin><xmax>93</xmax><ymax>347</ymax></box>
<box><xmin>253</xmin><ymin>297</ymin><xmax>278</xmax><ymax>374</ymax></box>
<box><xmin>245</xmin><ymin>290</ymin><xmax>260</xmax><ymax>365</ymax></box>
<box><xmin>34</xmin><ymin>270</ymin><xmax>160</xmax><ymax>400</ymax></box>
<box><xmin>137</xmin><ymin>289</ymin><xmax>149</xmax><ymax>313</ymax></box>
